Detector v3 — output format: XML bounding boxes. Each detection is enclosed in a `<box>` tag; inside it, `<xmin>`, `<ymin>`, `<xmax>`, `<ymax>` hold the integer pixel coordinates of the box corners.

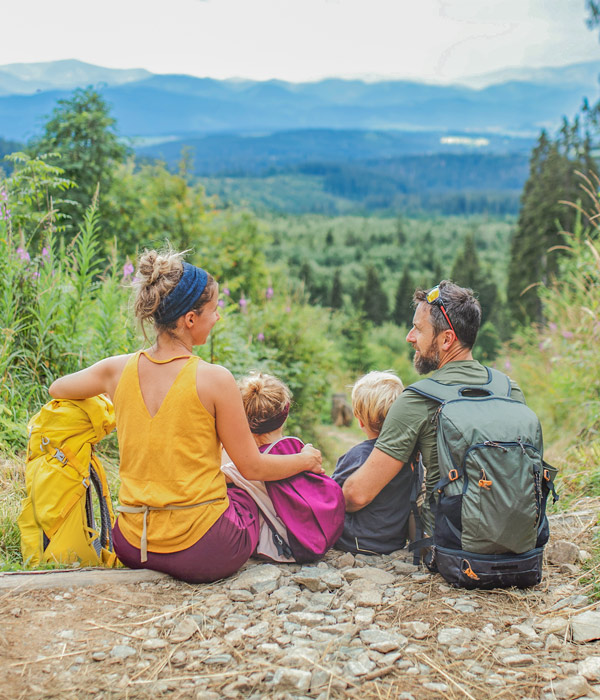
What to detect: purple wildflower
<box><xmin>285</xmin><ymin>306</ymin><xmax>291</xmax><ymax>313</ymax></box>
<box><xmin>218</xmin><ymin>299</ymin><xmax>225</xmax><ymax>308</ymax></box>
<box><xmin>257</xmin><ymin>332</ymin><xmax>265</xmax><ymax>342</ymax></box>
<box><xmin>265</xmin><ymin>286</ymin><xmax>274</xmax><ymax>300</ymax></box>
<box><xmin>504</xmin><ymin>360</ymin><xmax>512</xmax><ymax>372</ymax></box>
<box><xmin>41</xmin><ymin>246</ymin><xmax>50</xmax><ymax>258</ymax></box>
<box><xmin>239</xmin><ymin>297</ymin><xmax>248</xmax><ymax>313</ymax></box>
<box><xmin>548</xmin><ymin>322</ymin><xmax>557</xmax><ymax>332</ymax></box>
<box><xmin>561</xmin><ymin>330</ymin><xmax>574</xmax><ymax>339</ymax></box>
<box><xmin>16</xmin><ymin>246</ymin><xmax>30</xmax><ymax>262</ymax></box>
<box><xmin>223</xmin><ymin>287</ymin><xmax>230</xmax><ymax>296</ymax></box>
<box><xmin>31</xmin><ymin>270</ymin><xmax>40</xmax><ymax>280</ymax></box>
<box><xmin>122</xmin><ymin>261</ymin><xmax>134</xmax><ymax>279</ymax></box>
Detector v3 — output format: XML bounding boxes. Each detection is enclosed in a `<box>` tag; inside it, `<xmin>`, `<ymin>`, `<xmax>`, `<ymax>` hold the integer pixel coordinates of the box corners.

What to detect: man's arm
<box><xmin>342</xmin><ymin>447</ymin><xmax>405</xmax><ymax>512</ymax></box>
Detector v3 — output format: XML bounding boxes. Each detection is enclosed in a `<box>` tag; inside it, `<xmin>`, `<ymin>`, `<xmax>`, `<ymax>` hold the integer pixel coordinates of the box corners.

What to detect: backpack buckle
<box><xmin>448</xmin><ymin>469</ymin><xmax>459</xmax><ymax>481</ymax></box>
<box><xmin>543</xmin><ymin>468</ymin><xmax>551</xmax><ymax>481</ymax></box>
<box><xmin>53</xmin><ymin>448</ymin><xmax>67</xmax><ymax>464</ymax></box>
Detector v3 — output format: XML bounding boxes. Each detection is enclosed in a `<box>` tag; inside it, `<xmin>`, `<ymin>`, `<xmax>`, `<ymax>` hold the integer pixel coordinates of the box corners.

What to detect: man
<box><xmin>342</xmin><ymin>280</ymin><xmax>525</xmax><ymax>537</ymax></box>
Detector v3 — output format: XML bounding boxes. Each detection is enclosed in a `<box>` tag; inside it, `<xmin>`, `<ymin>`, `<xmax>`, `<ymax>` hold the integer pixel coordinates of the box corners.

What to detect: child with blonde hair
<box><xmin>332</xmin><ymin>370</ymin><xmax>414</xmax><ymax>555</ymax></box>
<box><xmin>222</xmin><ymin>371</ymin><xmax>344</xmax><ymax>562</ymax></box>
<box><xmin>238</xmin><ymin>372</ymin><xmax>295</xmax><ymax>451</ymax></box>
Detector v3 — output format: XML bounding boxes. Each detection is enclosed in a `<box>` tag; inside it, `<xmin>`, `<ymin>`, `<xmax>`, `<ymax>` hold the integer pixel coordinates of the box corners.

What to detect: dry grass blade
<box><xmin>416</xmin><ymin>653</ymin><xmax>478</xmax><ymax>700</ymax></box>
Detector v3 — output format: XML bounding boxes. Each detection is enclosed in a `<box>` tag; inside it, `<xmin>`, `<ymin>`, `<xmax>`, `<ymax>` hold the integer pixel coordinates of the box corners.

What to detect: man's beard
<box><xmin>414</xmin><ymin>340</ymin><xmax>440</xmax><ymax>375</ymax></box>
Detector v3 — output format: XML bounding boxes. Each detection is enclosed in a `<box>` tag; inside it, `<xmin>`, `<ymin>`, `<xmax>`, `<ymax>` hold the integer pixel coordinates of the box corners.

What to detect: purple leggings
<box><xmin>112</xmin><ymin>486</ymin><xmax>260</xmax><ymax>584</ymax></box>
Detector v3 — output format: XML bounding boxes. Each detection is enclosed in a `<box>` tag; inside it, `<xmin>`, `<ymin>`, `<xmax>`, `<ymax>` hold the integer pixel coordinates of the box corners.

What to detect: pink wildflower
<box><xmin>123</xmin><ymin>261</ymin><xmax>134</xmax><ymax>278</ymax></box>
<box><xmin>257</xmin><ymin>332</ymin><xmax>265</xmax><ymax>342</ymax></box>
<box><xmin>561</xmin><ymin>330</ymin><xmax>574</xmax><ymax>339</ymax></box>
<box><xmin>265</xmin><ymin>287</ymin><xmax>274</xmax><ymax>300</ymax></box>
<box><xmin>239</xmin><ymin>297</ymin><xmax>248</xmax><ymax>313</ymax></box>
<box><xmin>16</xmin><ymin>246</ymin><xmax>30</xmax><ymax>262</ymax></box>
<box><xmin>41</xmin><ymin>247</ymin><xmax>50</xmax><ymax>258</ymax></box>
<box><xmin>504</xmin><ymin>360</ymin><xmax>512</xmax><ymax>371</ymax></box>
<box><xmin>548</xmin><ymin>322</ymin><xmax>557</xmax><ymax>332</ymax></box>
<box><xmin>218</xmin><ymin>299</ymin><xmax>225</xmax><ymax>308</ymax></box>
<box><xmin>223</xmin><ymin>287</ymin><xmax>230</xmax><ymax>296</ymax></box>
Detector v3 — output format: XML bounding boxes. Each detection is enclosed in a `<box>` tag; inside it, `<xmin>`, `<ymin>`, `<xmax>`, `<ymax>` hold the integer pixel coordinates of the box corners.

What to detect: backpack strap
<box><xmin>261</xmin><ymin>436</ymin><xmax>305</xmax><ymax>454</ymax></box>
<box><xmin>406</xmin><ymin>366</ymin><xmax>512</xmax><ymax>404</ymax></box>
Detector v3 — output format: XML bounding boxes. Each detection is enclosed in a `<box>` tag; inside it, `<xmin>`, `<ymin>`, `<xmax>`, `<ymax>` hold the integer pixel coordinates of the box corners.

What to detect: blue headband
<box><xmin>154</xmin><ymin>262</ymin><xmax>208</xmax><ymax>325</ymax></box>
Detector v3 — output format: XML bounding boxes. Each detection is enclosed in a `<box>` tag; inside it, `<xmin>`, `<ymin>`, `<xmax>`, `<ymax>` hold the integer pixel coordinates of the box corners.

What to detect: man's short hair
<box><xmin>351</xmin><ymin>370</ymin><xmax>404</xmax><ymax>434</ymax></box>
<box><xmin>413</xmin><ymin>280</ymin><xmax>481</xmax><ymax>350</ymax></box>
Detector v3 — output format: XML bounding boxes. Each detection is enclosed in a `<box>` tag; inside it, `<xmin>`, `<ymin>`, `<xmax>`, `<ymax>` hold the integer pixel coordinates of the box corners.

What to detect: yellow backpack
<box><xmin>18</xmin><ymin>395</ymin><xmax>119</xmax><ymax>567</ymax></box>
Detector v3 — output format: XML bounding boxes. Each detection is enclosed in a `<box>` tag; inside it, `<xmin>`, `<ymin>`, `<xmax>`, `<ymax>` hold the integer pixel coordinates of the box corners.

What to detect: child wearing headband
<box><xmin>238</xmin><ymin>372</ymin><xmax>296</xmax><ymax>453</ymax></box>
<box><xmin>49</xmin><ymin>248</ymin><xmax>322</xmax><ymax>583</ymax></box>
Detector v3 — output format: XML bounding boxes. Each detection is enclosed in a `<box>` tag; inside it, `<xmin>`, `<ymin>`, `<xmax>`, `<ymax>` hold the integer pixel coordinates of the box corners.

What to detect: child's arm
<box><xmin>210</xmin><ymin>366</ymin><xmax>323</xmax><ymax>480</ymax></box>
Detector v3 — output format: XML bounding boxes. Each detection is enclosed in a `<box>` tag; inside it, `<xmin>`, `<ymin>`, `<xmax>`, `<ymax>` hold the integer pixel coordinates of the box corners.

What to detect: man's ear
<box><xmin>441</xmin><ymin>328</ymin><xmax>457</xmax><ymax>350</ymax></box>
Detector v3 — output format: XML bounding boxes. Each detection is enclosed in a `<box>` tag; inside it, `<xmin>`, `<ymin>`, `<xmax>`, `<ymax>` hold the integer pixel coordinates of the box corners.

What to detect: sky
<box><xmin>4</xmin><ymin>0</ymin><xmax>600</xmax><ymax>83</ymax></box>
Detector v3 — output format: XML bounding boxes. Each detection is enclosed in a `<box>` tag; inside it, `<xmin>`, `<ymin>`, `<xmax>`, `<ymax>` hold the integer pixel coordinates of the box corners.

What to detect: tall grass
<box><xmin>0</xmin><ymin>199</ymin><xmax>136</xmax><ymax>450</ymax></box>
<box><xmin>503</xmin><ymin>179</ymin><xmax>600</xmax><ymax>503</ymax></box>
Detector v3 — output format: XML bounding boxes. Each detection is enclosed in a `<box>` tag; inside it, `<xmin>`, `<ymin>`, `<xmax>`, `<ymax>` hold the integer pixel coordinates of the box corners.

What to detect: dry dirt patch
<box><xmin>1</xmin><ymin>501</ymin><xmax>598</xmax><ymax>700</ymax></box>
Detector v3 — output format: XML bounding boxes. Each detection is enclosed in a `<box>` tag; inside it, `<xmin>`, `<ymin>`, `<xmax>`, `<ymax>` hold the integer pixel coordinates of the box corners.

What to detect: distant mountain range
<box><xmin>0</xmin><ymin>59</ymin><xmax>597</xmax><ymax>143</ymax></box>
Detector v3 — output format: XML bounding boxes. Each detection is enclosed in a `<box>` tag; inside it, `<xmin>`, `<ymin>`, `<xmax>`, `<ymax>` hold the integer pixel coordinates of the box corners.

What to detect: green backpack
<box><xmin>407</xmin><ymin>367</ymin><xmax>558</xmax><ymax>589</ymax></box>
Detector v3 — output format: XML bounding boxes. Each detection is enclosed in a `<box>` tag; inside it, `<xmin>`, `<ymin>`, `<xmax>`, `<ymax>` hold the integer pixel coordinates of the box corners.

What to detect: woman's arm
<box><xmin>49</xmin><ymin>355</ymin><xmax>130</xmax><ymax>400</ymax></box>
<box><xmin>209</xmin><ymin>366</ymin><xmax>322</xmax><ymax>480</ymax></box>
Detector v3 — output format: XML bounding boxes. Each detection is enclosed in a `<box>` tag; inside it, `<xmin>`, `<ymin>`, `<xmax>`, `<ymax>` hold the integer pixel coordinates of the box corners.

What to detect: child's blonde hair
<box><xmin>238</xmin><ymin>371</ymin><xmax>292</xmax><ymax>434</ymax></box>
<box><xmin>351</xmin><ymin>370</ymin><xmax>404</xmax><ymax>434</ymax></box>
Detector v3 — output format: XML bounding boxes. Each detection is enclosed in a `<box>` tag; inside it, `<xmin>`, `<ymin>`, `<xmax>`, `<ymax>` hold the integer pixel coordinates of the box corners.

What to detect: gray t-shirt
<box><xmin>375</xmin><ymin>360</ymin><xmax>525</xmax><ymax>533</ymax></box>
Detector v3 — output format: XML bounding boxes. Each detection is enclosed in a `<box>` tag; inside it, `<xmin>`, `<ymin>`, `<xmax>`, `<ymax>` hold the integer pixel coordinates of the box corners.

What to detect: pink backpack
<box><xmin>261</xmin><ymin>437</ymin><xmax>346</xmax><ymax>562</ymax></box>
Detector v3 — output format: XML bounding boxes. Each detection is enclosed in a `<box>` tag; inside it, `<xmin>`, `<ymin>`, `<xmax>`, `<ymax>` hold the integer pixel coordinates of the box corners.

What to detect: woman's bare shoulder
<box><xmin>196</xmin><ymin>360</ymin><xmax>236</xmax><ymax>385</ymax></box>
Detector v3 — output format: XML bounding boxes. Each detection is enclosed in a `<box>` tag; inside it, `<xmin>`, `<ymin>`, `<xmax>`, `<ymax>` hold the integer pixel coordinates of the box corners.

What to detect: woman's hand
<box><xmin>301</xmin><ymin>443</ymin><xmax>324</xmax><ymax>474</ymax></box>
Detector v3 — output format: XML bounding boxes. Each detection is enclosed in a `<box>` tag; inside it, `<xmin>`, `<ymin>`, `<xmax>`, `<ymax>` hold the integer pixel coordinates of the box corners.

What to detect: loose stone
<box><xmin>230</xmin><ymin>564</ymin><xmax>282</xmax><ymax>593</ymax></box>
<box><xmin>543</xmin><ymin>675</ymin><xmax>590</xmax><ymax>700</ymax></box>
<box><xmin>502</xmin><ymin>654</ymin><xmax>536</xmax><ymax>666</ymax></box>
<box><xmin>437</xmin><ymin>627</ymin><xmax>472</xmax><ymax>646</ymax></box>
<box><xmin>579</xmin><ymin>656</ymin><xmax>600</xmax><ymax>682</ymax></box>
<box><xmin>142</xmin><ymin>638</ymin><xmax>168</xmax><ymax>650</ymax></box>
<box><xmin>293</xmin><ymin>567</ymin><xmax>328</xmax><ymax>593</ymax></box>
<box><xmin>571</xmin><ymin>611</ymin><xmax>600</xmax><ymax>643</ymax></box>
<box><xmin>110</xmin><ymin>645</ymin><xmax>137</xmax><ymax>659</ymax></box>
<box><xmin>271</xmin><ymin>667</ymin><xmax>312</xmax><ymax>692</ymax></box>
<box><xmin>170</xmin><ymin>615</ymin><xmax>198</xmax><ymax>643</ymax></box>
<box><xmin>359</xmin><ymin>629</ymin><xmax>406</xmax><ymax>653</ymax></box>
<box><xmin>402</xmin><ymin>621</ymin><xmax>431</xmax><ymax>639</ymax></box>
<box><xmin>546</xmin><ymin>540</ymin><xmax>580</xmax><ymax>565</ymax></box>
<box><xmin>344</xmin><ymin>567</ymin><xmax>395</xmax><ymax>585</ymax></box>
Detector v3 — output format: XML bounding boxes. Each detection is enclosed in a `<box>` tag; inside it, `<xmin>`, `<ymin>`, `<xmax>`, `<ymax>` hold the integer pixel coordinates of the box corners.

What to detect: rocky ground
<box><xmin>1</xmin><ymin>500</ymin><xmax>600</xmax><ymax>700</ymax></box>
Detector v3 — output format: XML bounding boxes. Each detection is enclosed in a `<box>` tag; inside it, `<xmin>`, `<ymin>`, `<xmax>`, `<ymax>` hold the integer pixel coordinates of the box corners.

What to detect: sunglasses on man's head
<box><xmin>425</xmin><ymin>285</ymin><xmax>457</xmax><ymax>338</ymax></box>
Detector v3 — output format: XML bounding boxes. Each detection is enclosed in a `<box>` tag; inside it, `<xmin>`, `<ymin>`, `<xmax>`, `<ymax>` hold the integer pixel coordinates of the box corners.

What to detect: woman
<box><xmin>49</xmin><ymin>248</ymin><xmax>322</xmax><ymax>582</ymax></box>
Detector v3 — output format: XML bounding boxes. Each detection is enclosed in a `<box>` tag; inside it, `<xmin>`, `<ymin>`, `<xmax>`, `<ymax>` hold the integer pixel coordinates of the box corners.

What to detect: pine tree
<box><xmin>330</xmin><ymin>269</ymin><xmax>344</xmax><ymax>309</ymax></box>
<box><xmin>299</xmin><ymin>261</ymin><xmax>313</xmax><ymax>298</ymax></box>
<box><xmin>451</xmin><ymin>233</ymin><xmax>498</xmax><ymax>325</ymax></box>
<box><xmin>506</xmin><ymin>119</ymin><xmax>597</xmax><ymax>326</ymax></box>
<box><xmin>361</xmin><ymin>265</ymin><xmax>388</xmax><ymax>325</ymax></box>
<box><xmin>392</xmin><ymin>266</ymin><xmax>414</xmax><ymax>327</ymax></box>
<box><xmin>395</xmin><ymin>215</ymin><xmax>406</xmax><ymax>246</ymax></box>
<box><xmin>325</xmin><ymin>229</ymin><xmax>334</xmax><ymax>246</ymax></box>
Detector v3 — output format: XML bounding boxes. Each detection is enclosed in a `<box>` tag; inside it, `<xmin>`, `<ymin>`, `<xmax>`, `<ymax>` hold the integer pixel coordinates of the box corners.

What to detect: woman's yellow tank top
<box><xmin>113</xmin><ymin>351</ymin><xmax>228</xmax><ymax>553</ymax></box>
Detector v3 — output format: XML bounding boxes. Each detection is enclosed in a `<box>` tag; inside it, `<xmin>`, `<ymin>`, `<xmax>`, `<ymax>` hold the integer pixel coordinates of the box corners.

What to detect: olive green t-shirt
<box><xmin>375</xmin><ymin>360</ymin><xmax>525</xmax><ymax>533</ymax></box>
